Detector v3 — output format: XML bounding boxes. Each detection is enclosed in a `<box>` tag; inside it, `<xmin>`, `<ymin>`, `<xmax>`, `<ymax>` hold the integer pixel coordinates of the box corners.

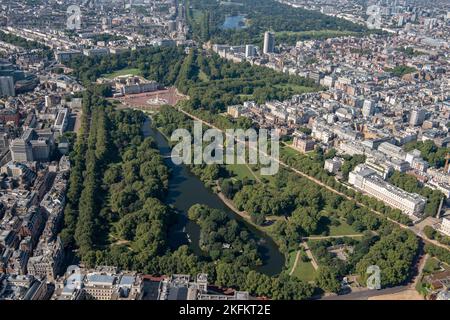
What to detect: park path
<box><xmin>289</xmin><ymin>251</ymin><xmax>301</xmax><ymax>276</ymax></box>
<box><xmin>303</xmin><ymin>234</ymin><xmax>364</xmax><ymax>240</ymax></box>
<box><xmin>411</xmin><ymin>254</ymin><xmax>429</xmax><ymax>289</ymax></box>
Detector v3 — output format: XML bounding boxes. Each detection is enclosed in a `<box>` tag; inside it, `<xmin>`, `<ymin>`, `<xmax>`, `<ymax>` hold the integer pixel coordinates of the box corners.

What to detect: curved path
<box><xmin>289</xmin><ymin>251</ymin><xmax>301</xmax><ymax>276</ymax></box>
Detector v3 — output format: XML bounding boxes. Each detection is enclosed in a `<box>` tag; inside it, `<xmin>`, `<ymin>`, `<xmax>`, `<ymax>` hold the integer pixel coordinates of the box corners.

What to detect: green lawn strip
<box><xmin>286</xmin><ymin>251</ymin><xmax>317</xmax><ymax>282</ymax></box>
<box><xmin>103</xmin><ymin>67</ymin><xmax>142</xmax><ymax>79</ymax></box>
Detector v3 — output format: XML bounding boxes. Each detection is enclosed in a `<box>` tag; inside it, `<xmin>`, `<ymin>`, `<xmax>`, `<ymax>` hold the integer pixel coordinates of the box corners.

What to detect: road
<box><xmin>174</xmin><ymin>106</ymin><xmax>450</xmax><ymax>254</ymax></box>
<box><xmin>321</xmin><ymin>285</ymin><xmax>412</xmax><ymax>300</ymax></box>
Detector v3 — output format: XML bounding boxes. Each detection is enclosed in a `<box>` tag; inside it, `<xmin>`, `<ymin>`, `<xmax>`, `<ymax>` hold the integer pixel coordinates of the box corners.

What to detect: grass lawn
<box><xmin>281</xmin><ymin>145</ymin><xmax>300</xmax><ymax>157</ymax></box>
<box><xmin>287</xmin><ymin>251</ymin><xmax>317</xmax><ymax>282</ymax></box>
<box><xmin>192</xmin><ymin>9</ymin><xmax>203</xmax><ymax>24</ymax></box>
<box><xmin>423</xmin><ymin>257</ymin><xmax>446</xmax><ymax>274</ymax></box>
<box><xmin>328</xmin><ymin>220</ymin><xmax>360</xmax><ymax>236</ymax></box>
<box><xmin>103</xmin><ymin>68</ymin><xmax>142</xmax><ymax>79</ymax></box>
<box><xmin>274</xmin><ymin>83</ymin><xmax>317</xmax><ymax>94</ymax></box>
<box><xmin>226</xmin><ymin>164</ymin><xmax>256</xmax><ymax>181</ymax></box>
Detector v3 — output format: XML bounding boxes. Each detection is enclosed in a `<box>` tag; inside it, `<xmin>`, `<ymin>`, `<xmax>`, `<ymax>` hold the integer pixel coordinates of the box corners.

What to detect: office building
<box><xmin>27</xmin><ymin>238</ymin><xmax>64</xmax><ymax>282</ymax></box>
<box><xmin>263</xmin><ymin>32</ymin><xmax>275</xmax><ymax>54</ymax></box>
<box><xmin>440</xmin><ymin>217</ymin><xmax>450</xmax><ymax>237</ymax></box>
<box><xmin>362</xmin><ymin>99</ymin><xmax>375</xmax><ymax>117</ymax></box>
<box><xmin>378</xmin><ymin>142</ymin><xmax>405</xmax><ymax>160</ymax></box>
<box><xmin>245</xmin><ymin>45</ymin><xmax>256</xmax><ymax>58</ymax></box>
<box><xmin>31</xmin><ymin>139</ymin><xmax>51</xmax><ymax>162</ymax></box>
<box><xmin>10</xmin><ymin>129</ymin><xmax>35</xmax><ymax>162</ymax></box>
<box><xmin>54</xmin><ymin>50</ymin><xmax>82</xmax><ymax>63</ymax></box>
<box><xmin>0</xmin><ymin>274</ymin><xmax>48</xmax><ymax>300</ymax></box>
<box><xmin>158</xmin><ymin>274</ymin><xmax>249</xmax><ymax>300</ymax></box>
<box><xmin>410</xmin><ymin>109</ymin><xmax>426</xmax><ymax>126</ymax></box>
<box><xmin>0</xmin><ymin>108</ymin><xmax>20</xmax><ymax>125</ymax></box>
<box><xmin>53</xmin><ymin>108</ymin><xmax>69</xmax><ymax>135</ymax></box>
<box><xmin>52</xmin><ymin>266</ymin><xmax>143</xmax><ymax>300</ymax></box>
<box><xmin>10</xmin><ymin>129</ymin><xmax>52</xmax><ymax>162</ymax></box>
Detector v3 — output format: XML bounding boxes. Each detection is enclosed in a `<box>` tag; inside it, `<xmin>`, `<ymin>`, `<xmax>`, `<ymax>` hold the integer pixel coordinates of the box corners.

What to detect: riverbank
<box><xmin>145</xmin><ymin>119</ymin><xmax>285</xmax><ymax>275</ymax></box>
<box><xmin>216</xmin><ymin>185</ymin><xmax>285</xmax><ymax>238</ymax></box>
<box><xmin>153</xmin><ymin>122</ymin><xmax>281</xmax><ymax>236</ymax></box>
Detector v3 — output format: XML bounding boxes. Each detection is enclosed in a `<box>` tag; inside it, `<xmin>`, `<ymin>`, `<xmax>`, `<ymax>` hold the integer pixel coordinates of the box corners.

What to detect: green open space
<box><xmin>286</xmin><ymin>251</ymin><xmax>317</xmax><ymax>282</ymax></box>
<box><xmin>103</xmin><ymin>67</ymin><xmax>142</xmax><ymax>79</ymax></box>
<box><xmin>226</xmin><ymin>164</ymin><xmax>256</xmax><ymax>181</ymax></box>
<box><xmin>327</xmin><ymin>220</ymin><xmax>360</xmax><ymax>237</ymax></box>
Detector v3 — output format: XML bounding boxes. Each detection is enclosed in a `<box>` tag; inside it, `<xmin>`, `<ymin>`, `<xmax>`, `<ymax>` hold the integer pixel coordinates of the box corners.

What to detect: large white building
<box><xmin>113</xmin><ymin>75</ymin><xmax>159</xmax><ymax>95</ymax></box>
<box><xmin>53</xmin><ymin>108</ymin><xmax>69</xmax><ymax>135</ymax></box>
<box><xmin>441</xmin><ymin>217</ymin><xmax>450</xmax><ymax>237</ymax></box>
<box><xmin>349</xmin><ymin>164</ymin><xmax>426</xmax><ymax>218</ymax></box>
<box><xmin>245</xmin><ymin>44</ymin><xmax>256</xmax><ymax>58</ymax></box>
<box><xmin>377</xmin><ymin>142</ymin><xmax>405</xmax><ymax>160</ymax></box>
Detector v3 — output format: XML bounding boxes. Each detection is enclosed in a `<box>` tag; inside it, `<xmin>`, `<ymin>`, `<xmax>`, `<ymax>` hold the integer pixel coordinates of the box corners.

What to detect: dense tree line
<box><xmin>356</xmin><ymin>230</ymin><xmax>419</xmax><ymax>287</ymax></box>
<box><xmin>423</xmin><ymin>226</ymin><xmax>450</xmax><ymax>246</ymax></box>
<box><xmin>60</xmin><ymin>91</ymin><xmax>92</xmax><ymax>248</ymax></box>
<box><xmin>424</xmin><ymin>243</ymin><xmax>450</xmax><ymax>265</ymax></box>
<box><xmin>60</xmin><ymin>91</ymin><xmax>172</xmax><ymax>267</ymax></box>
<box><xmin>188</xmin><ymin>204</ymin><xmax>261</xmax><ymax>266</ymax></box>
<box><xmin>309</xmin><ymin>233</ymin><xmax>378</xmax><ymax>292</ymax></box>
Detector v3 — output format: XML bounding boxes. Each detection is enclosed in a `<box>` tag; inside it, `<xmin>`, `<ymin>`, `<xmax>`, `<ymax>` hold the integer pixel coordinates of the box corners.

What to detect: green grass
<box><xmin>328</xmin><ymin>220</ymin><xmax>359</xmax><ymax>236</ymax></box>
<box><xmin>198</xmin><ymin>70</ymin><xmax>210</xmax><ymax>82</ymax></box>
<box><xmin>226</xmin><ymin>164</ymin><xmax>256</xmax><ymax>181</ymax></box>
<box><xmin>281</xmin><ymin>145</ymin><xmax>298</xmax><ymax>156</ymax></box>
<box><xmin>423</xmin><ymin>257</ymin><xmax>442</xmax><ymax>275</ymax></box>
<box><xmin>274</xmin><ymin>83</ymin><xmax>317</xmax><ymax>94</ymax></box>
<box><xmin>384</xmin><ymin>65</ymin><xmax>417</xmax><ymax>77</ymax></box>
<box><xmin>287</xmin><ymin>251</ymin><xmax>317</xmax><ymax>282</ymax></box>
<box><xmin>103</xmin><ymin>68</ymin><xmax>142</xmax><ymax>79</ymax></box>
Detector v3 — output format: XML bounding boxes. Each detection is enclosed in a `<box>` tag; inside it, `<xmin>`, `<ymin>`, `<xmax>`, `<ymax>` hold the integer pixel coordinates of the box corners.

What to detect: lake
<box><xmin>142</xmin><ymin>118</ymin><xmax>284</xmax><ymax>276</ymax></box>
